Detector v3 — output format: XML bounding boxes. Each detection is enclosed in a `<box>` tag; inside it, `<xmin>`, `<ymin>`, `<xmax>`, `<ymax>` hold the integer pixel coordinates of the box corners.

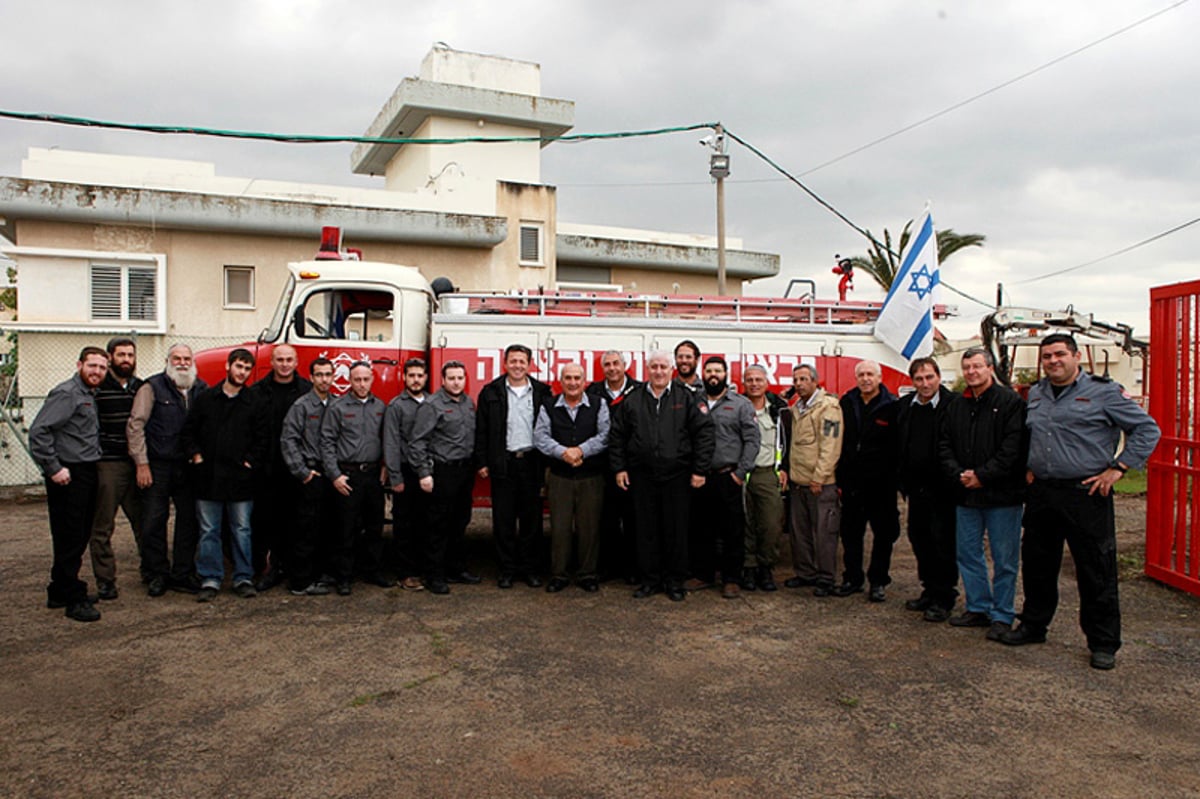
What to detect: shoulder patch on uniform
<box><xmin>823</xmin><ymin>419</ymin><xmax>840</xmax><ymax>437</ymax></box>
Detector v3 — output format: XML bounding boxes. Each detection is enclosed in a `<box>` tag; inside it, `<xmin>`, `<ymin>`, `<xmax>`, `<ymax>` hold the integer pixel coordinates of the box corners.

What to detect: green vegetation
<box><xmin>1115</xmin><ymin>468</ymin><xmax>1147</xmax><ymax>495</ymax></box>
<box><xmin>849</xmin><ymin>224</ymin><xmax>985</xmax><ymax>292</ymax></box>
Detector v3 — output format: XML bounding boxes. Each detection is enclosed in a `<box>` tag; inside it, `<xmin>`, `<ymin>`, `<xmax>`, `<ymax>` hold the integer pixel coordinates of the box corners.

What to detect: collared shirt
<box><xmin>914</xmin><ymin>391</ymin><xmax>942</xmax><ymax>409</ymax></box>
<box><xmin>1026</xmin><ymin>371</ymin><xmax>1161</xmax><ymax>479</ymax></box>
<box><xmin>605</xmin><ymin>378</ymin><xmax>628</xmax><ymax>400</ymax></box>
<box><xmin>505</xmin><ymin>380</ymin><xmax>535</xmax><ymax>451</ymax></box>
<box><xmin>753</xmin><ymin>403</ymin><xmax>777</xmax><ymax>468</ymax></box>
<box><xmin>533</xmin><ymin>393</ymin><xmax>610</xmax><ymax>460</ymax></box>
<box><xmin>29</xmin><ymin>373</ymin><xmax>102</xmax><ymax>475</ymax></box>
<box><xmin>409</xmin><ymin>388</ymin><xmax>476</xmax><ymax>477</ymax></box>
<box><xmin>705</xmin><ymin>390</ymin><xmax>761</xmax><ymax>473</ymax></box>
<box><xmin>383</xmin><ymin>390</ymin><xmax>426</xmax><ymax>486</ymax></box>
<box><xmin>319</xmin><ymin>392</ymin><xmax>386</xmax><ymax>478</ymax></box>
<box><xmin>280</xmin><ymin>390</ymin><xmax>329</xmax><ymax>482</ymax></box>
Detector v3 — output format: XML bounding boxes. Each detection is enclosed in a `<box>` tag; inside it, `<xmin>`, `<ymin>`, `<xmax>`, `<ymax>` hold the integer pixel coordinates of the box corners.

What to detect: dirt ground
<box><xmin>1</xmin><ymin>493</ymin><xmax>1197</xmax><ymax>799</ymax></box>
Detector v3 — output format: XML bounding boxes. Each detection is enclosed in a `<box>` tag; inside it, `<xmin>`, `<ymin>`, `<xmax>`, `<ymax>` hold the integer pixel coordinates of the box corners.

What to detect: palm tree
<box><xmin>849</xmin><ymin>222</ymin><xmax>985</xmax><ymax>292</ymax></box>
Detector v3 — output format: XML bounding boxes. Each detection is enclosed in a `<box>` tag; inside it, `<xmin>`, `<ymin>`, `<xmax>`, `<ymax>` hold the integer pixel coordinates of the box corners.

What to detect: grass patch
<box><xmin>837</xmin><ymin>696</ymin><xmax>860</xmax><ymax>709</ymax></box>
<box><xmin>1115</xmin><ymin>468</ymin><xmax>1147</xmax><ymax>495</ymax></box>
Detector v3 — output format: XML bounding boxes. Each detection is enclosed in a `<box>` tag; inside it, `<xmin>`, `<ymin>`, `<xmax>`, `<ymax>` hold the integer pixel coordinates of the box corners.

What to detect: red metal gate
<box><xmin>1146</xmin><ymin>279</ymin><xmax>1200</xmax><ymax>595</ymax></box>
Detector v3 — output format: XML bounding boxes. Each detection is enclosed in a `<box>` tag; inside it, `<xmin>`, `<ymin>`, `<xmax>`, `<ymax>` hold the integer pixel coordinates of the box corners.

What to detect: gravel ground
<box><xmin>1</xmin><ymin>494</ymin><xmax>1197</xmax><ymax>798</ymax></box>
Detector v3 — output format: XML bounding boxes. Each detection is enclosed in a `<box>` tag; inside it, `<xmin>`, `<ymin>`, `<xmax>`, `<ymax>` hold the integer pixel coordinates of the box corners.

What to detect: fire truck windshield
<box><xmin>258</xmin><ymin>275</ymin><xmax>295</xmax><ymax>343</ymax></box>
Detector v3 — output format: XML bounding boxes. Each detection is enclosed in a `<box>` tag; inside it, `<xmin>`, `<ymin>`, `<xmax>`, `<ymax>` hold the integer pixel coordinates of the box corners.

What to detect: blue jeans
<box><xmin>196</xmin><ymin>499</ymin><xmax>254</xmax><ymax>589</ymax></box>
<box><xmin>955</xmin><ymin>505</ymin><xmax>1022</xmax><ymax>624</ymax></box>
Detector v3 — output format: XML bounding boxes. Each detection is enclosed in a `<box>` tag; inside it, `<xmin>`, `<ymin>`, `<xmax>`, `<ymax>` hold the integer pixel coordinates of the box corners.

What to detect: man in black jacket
<box><xmin>609</xmin><ymin>350</ymin><xmax>715</xmax><ymax>601</ymax></box>
<box><xmin>938</xmin><ymin>348</ymin><xmax>1027</xmax><ymax>641</ymax></box>
<box><xmin>834</xmin><ymin>360</ymin><xmax>901</xmax><ymax>601</ymax></box>
<box><xmin>896</xmin><ymin>357</ymin><xmax>959</xmax><ymax>621</ymax></box>
<box><xmin>183</xmin><ymin>348</ymin><xmax>269</xmax><ymax>602</ymax></box>
<box><xmin>586</xmin><ymin>350</ymin><xmax>642</xmax><ymax>583</ymax></box>
<box><xmin>247</xmin><ymin>344</ymin><xmax>311</xmax><ymax>591</ymax></box>
<box><xmin>475</xmin><ymin>344</ymin><xmax>552</xmax><ymax>588</ymax></box>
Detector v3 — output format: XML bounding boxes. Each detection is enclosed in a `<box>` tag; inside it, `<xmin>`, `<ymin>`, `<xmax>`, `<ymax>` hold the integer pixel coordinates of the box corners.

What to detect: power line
<box><xmin>1014</xmin><ymin>215</ymin><xmax>1200</xmax><ymax>285</ymax></box>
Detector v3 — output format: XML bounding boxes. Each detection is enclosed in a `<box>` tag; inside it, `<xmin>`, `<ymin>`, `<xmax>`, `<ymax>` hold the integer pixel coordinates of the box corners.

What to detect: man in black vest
<box><xmin>534</xmin><ymin>363</ymin><xmax>610</xmax><ymax>593</ymax></box>
<box><xmin>475</xmin><ymin>344</ymin><xmax>552</xmax><ymax>588</ymax></box>
<box><xmin>88</xmin><ymin>336</ymin><xmax>144</xmax><ymax>600</ymax></box>
<box><xmin>127</xmin><ymin>344</ymin><xmax>208</xmax><ymax>596</ymax></box>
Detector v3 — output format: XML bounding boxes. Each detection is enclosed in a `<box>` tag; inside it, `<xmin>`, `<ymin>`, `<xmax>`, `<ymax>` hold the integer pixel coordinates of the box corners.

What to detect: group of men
<box><xmin>29</xmin><ymin>334</ymin><xmax>1160</xmax><ymax>670</ymax></box>
<box><xmin>783</xmin><ymin>336</ymin><xmax>1161</xmax><ymax>670</ymax></box>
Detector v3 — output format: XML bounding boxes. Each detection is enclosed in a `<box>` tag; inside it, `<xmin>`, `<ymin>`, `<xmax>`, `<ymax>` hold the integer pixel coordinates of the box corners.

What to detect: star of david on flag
<box><xmin>874</xmin><ymin>208</ymin><xmax>940</xmax><ymax>360</ymax></box>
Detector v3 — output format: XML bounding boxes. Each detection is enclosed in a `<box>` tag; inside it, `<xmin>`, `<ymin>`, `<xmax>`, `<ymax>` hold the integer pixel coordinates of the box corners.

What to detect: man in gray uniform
<box><xmin>280</xmin><ymin>357</ymin><xmax>336</xmax><ymax>596</ymax></box>
<box><xmin>1001</xmin><ymin>333</ymin><xmax>1161</xmax><ymax>670</ymax></box>
<box><xmin>319</xmin><ymin>361</ymin><xmax>391</xmax><ymax>595</ymax></box>
<box><xmin>30</xmin><ymin>346</ymin><xmax>109</xmax><ymax>622</ymax></box>
<box><xmin>409</xmin><ymin>360</ymin><xmax>477</xmax><ymax>595</ymax></box>
<box><xmin>688</xmin><ymin>355</ymin><xmax>760</xmax><ymax>598</ymax></box>
<box><xmin>384</xmin><ymin>358</ymin><xmax>432</xmax><ymax>590</ymax></box>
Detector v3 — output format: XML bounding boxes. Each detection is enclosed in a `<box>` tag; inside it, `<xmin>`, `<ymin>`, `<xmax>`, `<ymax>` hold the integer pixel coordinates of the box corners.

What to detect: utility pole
<box><xmin>708</xmin><ymin>125</ymin><xmax>730</xmax><ymax>296</ymax></box>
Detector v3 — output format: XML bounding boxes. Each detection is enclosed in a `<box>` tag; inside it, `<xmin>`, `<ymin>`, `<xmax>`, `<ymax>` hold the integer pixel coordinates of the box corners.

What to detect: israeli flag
<box><xmin>874</xmin><ymin>209</ymin><xmax>939</xmax><ymax>360</ymax></box>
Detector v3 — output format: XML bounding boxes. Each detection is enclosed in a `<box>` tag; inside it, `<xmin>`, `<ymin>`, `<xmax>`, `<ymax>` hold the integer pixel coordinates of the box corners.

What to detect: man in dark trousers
<box><xmin>29</xmin><ymin>346</ymin><xmax>109</xmax><ymax>622</ymax></box>
<box><xmin>183</xmin><ymin>348</ymin><xmax>268</xmax><ymax>602</ymax></box>
<box><xmin>534</xmin><ymin>363</ymin><xmax>610</xmax><ymax>593</ymax></box>
<box><xmin>834</xmin><ymin>359</ymin><xmax>901</xmax><ymax>602</ymax></box>
<box><xmin>88</xmin><ymin>336</ymin><xmax>144</xmax><ymax>600</ymax></box>
<box><xmin>384</xmin><ymin>358</ymin><xmax>432</xmax><ymax>591</ymax></box>
<box><xmin>320</xmin><ymin>361</ymin><xmax>391</xmax><ymax>595</ymax></box>
<box><xmin>409</xmin><ymin>360</ymin><xmax>477</xmax><ymax>595</ymax></box>
<box><xmin>1002</xmin><ymin>333</ymin><xmax>1161</xmax><ymax>670</ymax></box>
<box><xmin>896</xmin><ymin>357</ymin><xmax>959</xmax><ymax>622</ymax></box>
<box><xmin>248</xmin><ymin>344</ymin><xmax>311</xmax><ymax>591</ymax></box>
<box><xmin>127</xmin><ymin>344</ymin><xmax>208</xmax><ymax>596</ymax></box>
<box><xmin>610</xmin><ymin>350</ymin><xmax>715</xmax><ymax>602</ymax></box>
<box><xmin>475</xmin><ymin>344</ymin><xmax>552</xmax><ymax>588</ymax></box>
<box><xmin>586</xmin><ymin>349</ymin><xmax>641</xmax><ymax>583</ymax></box>
<box><xmin>280</xmin><ymin>357</ymin><xmax>336</xmax><ymax>596</ymax></box>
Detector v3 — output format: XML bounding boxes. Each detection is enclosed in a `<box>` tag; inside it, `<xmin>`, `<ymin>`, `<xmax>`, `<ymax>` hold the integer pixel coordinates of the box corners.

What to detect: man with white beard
<box><xmin>127</xmin><ymin>344</ymin><xmax>209</xmax><ymax>596</ymax></box>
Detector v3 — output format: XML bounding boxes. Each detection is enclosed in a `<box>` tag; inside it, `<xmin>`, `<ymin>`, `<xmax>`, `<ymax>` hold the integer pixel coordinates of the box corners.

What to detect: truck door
<box><xmin>288</xmin><ymin>283</ymin><xmax>403</xmax><ymax>398</ymax></box>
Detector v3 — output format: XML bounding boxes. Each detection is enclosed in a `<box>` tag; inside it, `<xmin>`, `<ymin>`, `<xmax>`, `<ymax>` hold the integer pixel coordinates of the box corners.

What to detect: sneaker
<box><xmin>1090</xmin><ymin>651</ymin><xmax>1116</xmax><ymax>670</ymax></box>
<box><xmin>196</xmin><ymin>587</ymin><xmax>218</xmax><ymax>603</ymax></box>
<box><xmin>289</xmin><ymin>582</ymin><xmax>331</xmax><ymax>596</ymax></box>
<box><xmin>948</xmin><ymin>611</ymin><xmax>991</xmax><ymax>628</ymax></box>
<box><xmin>986</xmin><ymin>621</ymin><xmax>1012</xmax><ymax>641</ymax></box>
<box><xmin>999</xmin><ymin>623</ymin><xmax>1048</xmax><ymax>646</ymax></box>
<box><xmin>234</xmin><ymin>582</ymin><xmax>257</xmax><ymax>599</ymax></box>
<box><xmin>64</xmin><ymin>600</ymin><xmax>101</xmax><ymax>622</ymax></box>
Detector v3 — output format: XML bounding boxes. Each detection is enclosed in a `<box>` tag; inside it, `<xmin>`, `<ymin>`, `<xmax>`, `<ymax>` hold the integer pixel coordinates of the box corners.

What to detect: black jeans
<box><xmin>45</xmin><ymin>461</ymin><xmax>98</xmax><ymax>605</ymax></box>
<box><xmin>1020</xmin><ymin>480</ymin><xmax>1121</xmax><ymax>654</ymax></box>
<box><xmin>691</xmin><ymin>470</ymin><xmax>746</xmax><ymax>583</ymax></box>
<box><xmin>140</xmin><ymin>459</ymin><xmax>200</xmax><ymax>584</ymax></box>
<box><xmin>840</xmin><ymin>484</ymin><xmax>901</xmax><ymax>588</ymax></box>
<box><xmin>906</xmin><ymin>488</ymin><xmax>959</xmax><ymax>609</ymax></box>
<box><xmin>252</xmin><ymin>468</ymin><xmax>298</xmax><ymax>576</ymax></box>
<box><xmin>490</xmin><ymin>453</ymin><xmax>542</xmax><ymax>577</ymax></box>
<box><xmin>290</xmin><ymin>474</ymin><xmax>334</xmax><ymax>590</ymax></box>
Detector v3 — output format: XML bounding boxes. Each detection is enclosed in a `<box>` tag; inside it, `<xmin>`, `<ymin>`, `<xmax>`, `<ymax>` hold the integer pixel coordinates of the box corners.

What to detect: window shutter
<box><xmin>128</xmin><ymin>267</ymin><xmax>157</xmax><ymax>321</ymax></box>
<box><xmin>90</xmin><ymin>265</ymin><xmax>122</xmax><ymax>320</ymax></box>
<box><xmin>519</xmin><ymin>225</ymin><xmax>541</xmax><ymax>263</ymax></box>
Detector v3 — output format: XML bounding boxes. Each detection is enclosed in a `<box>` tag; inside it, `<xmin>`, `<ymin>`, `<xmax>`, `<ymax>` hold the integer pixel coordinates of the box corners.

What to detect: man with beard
<box><xmin>687</xmin><ymin>356</ymin><xmax>759</xmax><ymax>598</ymax></box>
<box><xmin>673</xmin><ymin>340</ymin><xmax>702</xmax><ymax>393</ymax></box>
<box><xmin>184</xmin><ymin>348</ymin><xmax>268</xmax><ymax>602</ymax></box>
<box><xmin>586</xmin><ymin>350</ymin><xmax>641</xmax><ymax>583</ymax></box>
<box><xmin>280</xmin><ymin>358</ymin><xmax>336</xmax><ymax>596</ymax></box>
<box><xmin>384</xmin><ymin>358</ymin><xmax>432</xmax><ymax>590</ymax></box>
<box><xmin>88</xmin><ymin>337</ymin><xmax>145</xmax><ymax>600</ymax></box>
<box><xmin>127</xmin><ymin>344</ymin><xmax>209</xmax><ymax>596</ymax></box>
<box><xmin>248</xmin><ymin>344</ymin><xmax>312</xmax><ymax>592</ymax></box>
<box><xmin>409</xmin><ymin>360</ymin><xmax>477</xmax><ymax>595</ymax></box>
<box><xmin>610</xmin><ymin>350</ymin><xmax>714</xmax><ymax>602</ymax></box>
<box><xmin>320</xmin><ymin>362</ymin><xmax>392</xmax><ymax>595</ymax></box>
<box><xmin>30</xmin><ymin>347</ymin><xmax>109</xmax><ymax>622</ymax></box>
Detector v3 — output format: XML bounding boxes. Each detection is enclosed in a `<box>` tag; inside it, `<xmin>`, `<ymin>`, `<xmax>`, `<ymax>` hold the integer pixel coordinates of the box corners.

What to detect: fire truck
<box><xmin>194</xmin><ymin>229</ymin><xmax>943</xmax><ymax>399</ymax></box>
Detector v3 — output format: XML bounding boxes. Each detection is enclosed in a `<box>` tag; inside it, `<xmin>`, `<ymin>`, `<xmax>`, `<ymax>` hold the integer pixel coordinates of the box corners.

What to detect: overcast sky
<box><xmin>2</xmin><ymin>0</ymin><xmax>1196</xmax><ymax>339</ymax></box>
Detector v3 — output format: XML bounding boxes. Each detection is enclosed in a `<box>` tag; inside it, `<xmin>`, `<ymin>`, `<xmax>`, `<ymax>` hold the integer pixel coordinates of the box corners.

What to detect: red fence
<box><xmin>1146</xmin><ymin>279</ymin><xmax>1200</xmax><ymax>595</ymax></box>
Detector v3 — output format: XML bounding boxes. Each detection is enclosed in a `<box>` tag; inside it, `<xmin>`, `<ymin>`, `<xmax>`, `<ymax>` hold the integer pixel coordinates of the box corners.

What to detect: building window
<box><xmin>519</xmin><ymin>223</ymin><xmax>543</xmax><ymax>266</ymax></box>
<box><xmin>90</xmin><ymin>263</ymin><xmax>158</xmax><ymax>322</ymax></box>
<box><xmin>224</xmin><ymin>266</ymin><xmax>255</xmax><ymax>309</ymax></box>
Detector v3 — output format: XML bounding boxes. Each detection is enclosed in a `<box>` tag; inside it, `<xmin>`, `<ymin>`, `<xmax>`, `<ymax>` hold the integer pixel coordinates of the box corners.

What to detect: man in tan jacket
<box><xmin>780</xmin><ymin>364</ymin><xmax>843</xmax><ymax>596</ymax></box>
